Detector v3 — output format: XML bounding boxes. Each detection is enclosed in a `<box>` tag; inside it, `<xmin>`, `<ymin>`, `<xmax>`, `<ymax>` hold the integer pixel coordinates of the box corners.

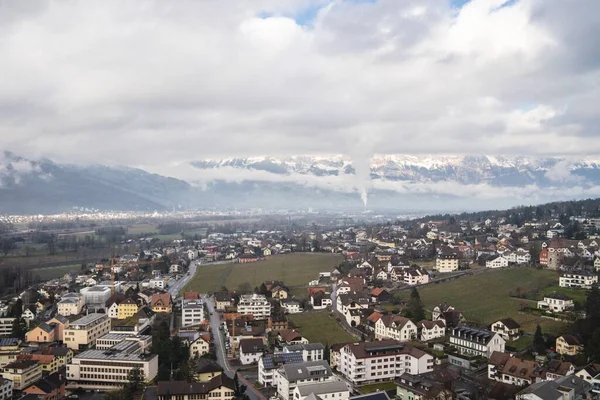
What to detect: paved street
<box><xmin>168</xmin><ymin>260</ymin><xmax>199</xmax><ymax>297</ymax></box>
<box><xmin>204</xmin><ymin>296</ymin><xmax>264</xmax><ymax>400</ymax></box>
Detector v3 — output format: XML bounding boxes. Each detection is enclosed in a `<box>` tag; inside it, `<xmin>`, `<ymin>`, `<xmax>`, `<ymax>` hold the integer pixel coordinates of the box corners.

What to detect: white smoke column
<box><xmin>348</xmin><ymin>135</ymin><xmax>375</xmax><ymax>209</ymax></box>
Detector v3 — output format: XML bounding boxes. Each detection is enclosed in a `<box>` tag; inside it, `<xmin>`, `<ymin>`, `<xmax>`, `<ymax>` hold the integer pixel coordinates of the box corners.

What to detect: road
<box><xmin>168</xmin><ymin>260</ymin><xmax>199</xmax><ymax>297</ymax></box>
<box><xmin>204</xmin><ymin>296</ymin><xmax>263</xmax><ymax>400</ymax></box>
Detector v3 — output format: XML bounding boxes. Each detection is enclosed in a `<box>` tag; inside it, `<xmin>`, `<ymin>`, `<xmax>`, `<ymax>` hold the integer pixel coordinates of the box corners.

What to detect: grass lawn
<box><xmin>223</xmin><ymin>253</ymin><xmax>341</xmax><ymax>290</ymax></box>
<box><xmin>288</xmin><ymin>311</ymin><xmax>356</xmax><ymax>345</ymax></box>
<box><xmin>358</xmin><ymin>382</ymin><xmax>397</xmax><ymax>394</ymax></box>
<box><xmin>127</xmin><ymin>224</ymin><xmax>158</xmax><ymax>235</ymax></box>
<box><xmin>403</xmin><ymin>268</ymin><xmax>567</xmax><ymax>334</ymax></box>
<box><xmin>183</xmin><ymin>264</ymin><xmax>233</xmax><ymax>294</ymax></box>
<box><xmin>509</xmin><ymin>335</ymin><xmax>533</xmax><ymax>351</ymax></box>
<box><xmin>31</xmin><ymin>265</ymin><xmax>79</xmax><ymax>280</ymax></box>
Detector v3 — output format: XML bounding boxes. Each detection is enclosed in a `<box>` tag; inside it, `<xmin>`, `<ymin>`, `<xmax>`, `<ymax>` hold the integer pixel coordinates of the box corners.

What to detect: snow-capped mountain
<box><xmin>192</xmin><ymin>155</ymin><xmax>600</xmax><ymax>187</ymax></box>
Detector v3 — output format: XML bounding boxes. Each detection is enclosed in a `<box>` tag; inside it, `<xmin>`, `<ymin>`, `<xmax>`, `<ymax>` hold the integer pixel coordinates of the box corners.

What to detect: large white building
<box><xmin>282</xmin><ymin>343</ymin><xmax>324</xmax><ymax>362</ymax></box>
<box><xmin>486</xmin><ymin>256</ymin><xmax>509</xmax><ymax>269</ymax></box>
<box><xmin>435</xmin><ymin>253</ymin><xmax>459</xmax><ymax>273</ymax></box>
<box><xmin>559</xmin><ymin>272</ymin><xmax>599</xmax><ymax>289</ymax></box>
<box><xmin>67</xmin><ymin>340</ymin><xmax>158</xmax><ymax>391</ymax></box>
<box><xmin>58</xmin><ymin>293</ymin><xmax>84</xmax><ymax>316</ymax></box>
<box><xmin>80</xmin><ymin>286</ymin><xmax>111</xmax><ymax>309</ymax></box>
<box><xmin>96</xmin><ymin>333</ymin><xmax>152</xmax><ymax>352</ymax></box>
<box><xmin>537</xmin><ymin>292</ymin><xmax>575</xmax><ymax>313</ymax></box>
<box><xmin>273</xmin><ymin>360</ymin><xmax>336</xmax><ymax>400</ymax></box>
<box><xmin>337</xmin><ymin>340</ymin><xmax>433</xmax><ymax>385</ymax></box>
<box><xmin>374</xmin><ymin>315</ymin><xmax>418</xmax><ymax>342</ymax></box>
<box><xmin>237</xmin><ymin>294</ymin><xmax>271</xmax><ymax>320</ymax></box>
<box><xmin>449</xmin><ymin>326</ymin><xmax>506</xmax><ymax>358</ymax></box>
<box><xmin>258</xmin><ymin>352</ymin><xmax>305</xmax><ymax>387</ymax></box>
<box><xmin>181</xmin><ymin>299</ymin><xmax>206</xmax><ymax>327</ymax></box>
<box><xmin>0</xmin><ymin>319</ymin><xmax>15</xmax><ymax>337</ymax></box>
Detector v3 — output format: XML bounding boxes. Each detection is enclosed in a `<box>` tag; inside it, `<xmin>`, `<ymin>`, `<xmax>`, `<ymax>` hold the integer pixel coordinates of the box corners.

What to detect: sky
<box><xmin>0</xmin><ymin>0</ymin><xmax>600</xmax><ymax>202</ymax></box>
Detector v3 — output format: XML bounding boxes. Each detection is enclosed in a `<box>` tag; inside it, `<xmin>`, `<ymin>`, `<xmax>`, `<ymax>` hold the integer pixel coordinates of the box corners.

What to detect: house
<box><xmin>117</xmin><ymin>298</ymin><xmax>139</xmax><ymax>319</ymax></box>
<box><xmin>595</xmin><ymin>257</ymin><xmax>600</xmax><ymax>272</ymax></box>
<box><xmin>273</xmin><ymin>360</ymin><xmax>336</xmax><ymax>400</ymax></box>
<box><xmin>544</xmin><ymin>359</ymin><xmax>574</xmax><ymax>381</ymax></box>
<box><xmin>431</xmin><ymin>303</ymin><xmax>454</xmax><ymax>320</ymax></box>
<box><xmin>559</xmin><ymin>272</ymin><xmax>599</xmax><ymax>289</ymax></box>
<box><xmin>435</xmin><ymin>253</ymin><xmax>459</xmax><ymax>273</ymax></box>
<box><xmin>151</xmin><ymin>293</ymin><xmax>173</xmax><ymax>314</ymax></box>
<box><xmin>337</xmin><ymin>340</ymin><xmax>433</xmax><ymax>385</ymax></box>
<box><xmin>537</xmin><ymin>292</ymin><xmax>574</xmax><ymax>313</ymax></box>
<box><xmin>105</xmin><ymin>294</ymin><xmax>127</xmax><ymax>319</ymax></box>
<box><xmin>22</xmin><ymin>308</ymin><xmax>36</xmax><ymax>322</ymax></box>
<box><xmin>190</xmin><ymin>359</ymin><xmax>223</xmax><ymax>382</ymax></box>
<box><xmin>370</xmin><ymin>288</ymin><xmax>391</xmax><ymax>303</ymax></box>
<box><xmin>309</xmin><ymin>291</ymin><xmax>332</xmax><ymax>311</ymax></box>
<box><xmin>63</xmin><ymin>313</ymin><xmax>111</xmax><ymax>350</ymax></box>
<box><xmin>449</xmin><ymin>326</ymin><xmax>505</xmax><ymax>359</ymax></box>
<box><xmin>374</xmin><ymin>315</ymin><xmax>418</xmax><ymax>342</ymax></box>
<box><xmin>25</xmin><ymin>322</ymin><xmax>56</xmax><ymax>343</ymax></box>
<box><xmin>403</xmin><ymin>266</ymin><xmax>430</xmax><ymax>285</ymax></box>
<box><xmin>416</xmin><ymin>320</ymin><xmax>446</xmax><ymax>341</ymax></box>
<box><xmin>276</xmin><ymin>329</ymin><xmax>308</xmax><ymax>345</ymax></box>
<box><xmin>515</xmin><ymin>375</ymin><xmax>591</xmax><ymax>399</ymax></box>
<box><xmin>435</xmin><ymin>310</ymin><xmax>465</xmax><ymax>328</ymax></box>
<box><xmin>490</xmin><ymin>318</ymin><xmax>521</xmax><ymax>341</ymax></box>
<box><xmin>282</xmin><ymin>343</ymin><xmax>324</xmax><ymax>362</ymax></box>
<box><xmin>239</xmin><ymin>338</ymin><xmax>266</xmax><ymax>365</ymax></box>
<box><xmin>214</xmin><ymin>292</ymin><xmax>234</xmax><ymax>311</ymax></box>
<box><xmin>269</xmin><ymin>316</ymin><xmax>289</xmax><ymax>331</ymax></box>
<box><xmin>258</xmin><ymin>352</ymin><xmax>304</xmax><ymax>387</ymax></box>
<box><xmin>47</xmin><ymin>315</ymin><xmax>69</xmax><ymax>342</ymax></box>
<box><xmin>22</xmin><ymin>369</ymin><xmax>66</xmax><ymax>399</ymax></box>
<box><xmin>556</xmin><ymin>334</ymin><xmax>584</xmax><ymax>356</ymax></box>
<box><xmin>486</xmin><ymin>256</ymin><xmax>509</xmax><ymax>269</ymax></box>
<box><xmin>190</xmin><ymin>334</ymin><xmax>211</xmax><ymax>358</ymax></box>
<box><xmin>539</xmin><ymin>248</ymin><xmax>549</xmax><ymax>267</ymax></box>
<box><xmin>395</xmin><ymin>370</ymin><xmax>456</xmax><ymax>400</ymax></box>
<box><xmin>292</xmin><ymin>381</ymin><xmax>350</xmax><ymax>400</ymax></box>
<box><xmin>57</xmin><ymin>293</ymin><xmax>84</xmax><ymax>316</ymax></box>
<box><xmin>575</xmin><ymin>363</ymin><xmax>600</xmax><ymax>389</ymax></box>
<box><xmin>155</xmin><ymin>375</ymin><xmax>236</xmax><ymax>400</ymax></box>
<box><xmin>488</xmin><ymin>352</ymin><xmax>540</xmax><ymax>386</ymax></box>
<box><xmin>281</xmin><ymin>299</ymin><xmax>302</xmax><ymax>314</ymax></box>
<box><xmin>271</xmin><ymin>286</ymin><xmax>289</xmax><ymax>300</ymax></box>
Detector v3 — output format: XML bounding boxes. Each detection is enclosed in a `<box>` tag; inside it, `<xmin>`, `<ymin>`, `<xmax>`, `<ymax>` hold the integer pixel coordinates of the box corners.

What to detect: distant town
<box><xmin>1</xmin><ymin>198</ymin><xmax>600</xmax><ymax>400</ymax></box>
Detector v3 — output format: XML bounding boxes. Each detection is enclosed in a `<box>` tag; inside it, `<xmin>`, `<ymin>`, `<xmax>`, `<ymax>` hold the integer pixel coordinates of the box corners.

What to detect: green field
<box><xmin>184</xmin><ymin>253</ymin><xmax>341</xmax><ymax>294</ymax></box>
<box><xmin>223</xmin><ymin>253</ymin><xmax>341</xmax><ymax>290</ymax></box>
<box><xmin>405</xmin><ymin>268</ymin><xmax>567</xmax><ymax>334</ymax></box>
<box><xmin>127</xmin><ymin>224</ymin><xmax>159</xmax><ymax>235</ymax></box>
<box><xmin>184</xmin><ymin>264</ymin><xmax>233</xmax><ymax>293</ymax></box>
<box><xmin>288</xmin><ymin>311</ymin><xmax>356</xmax><ymax>345</ymax></box>
<box><xmin>31</xmin><ymin>265</ymin><xmax>79</xmax><ymax>280</ymax></box>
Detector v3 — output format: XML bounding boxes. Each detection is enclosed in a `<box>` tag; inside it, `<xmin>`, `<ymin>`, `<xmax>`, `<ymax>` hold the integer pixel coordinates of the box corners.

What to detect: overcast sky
<box><xmin>1</xmin><ymin>0</ymin><xmax>599</xmax><ymax>176</ymax></box>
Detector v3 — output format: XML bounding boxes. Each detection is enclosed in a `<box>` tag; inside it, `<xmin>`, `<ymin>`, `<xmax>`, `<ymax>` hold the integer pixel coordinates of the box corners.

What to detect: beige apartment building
<box><xmin>64</xmin><ymin>314</ymin><xmax>111</xmax><ymax>351</ymax></box>
<box><xmin>1</xmin><ymin>359</ymin><xmax>43</xmax><ymax>390</ymax></box>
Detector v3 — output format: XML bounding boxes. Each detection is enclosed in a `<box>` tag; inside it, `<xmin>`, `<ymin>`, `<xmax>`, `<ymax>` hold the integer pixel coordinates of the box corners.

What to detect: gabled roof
<box><xmin>495</xmin><ymin>317</ymin><xmax>521</xmax><ymax>330</ymax></box>
<box><xmin>157</xmin><ymin>375</ymin><xmax>234</xmax><ymax>396</ymax></box>
<box><xmin>239</xmin><ymin>338</ymin><xmax>266</xmax><ymax>355</ymax></box>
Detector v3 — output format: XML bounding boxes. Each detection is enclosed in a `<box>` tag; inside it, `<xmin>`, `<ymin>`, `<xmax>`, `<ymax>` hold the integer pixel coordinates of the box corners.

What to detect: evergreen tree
<box><xmin>587</xmin><ymin>328</ymin><xmax>600</xmax><ymax>362</ymax></box>
<box><xmin>407</xmin><ymin>287</ymin><xmax>426</xmax><ymax>322</ymax></box>
<box><xmin>587</xmin><ymin>285</ymin><xmax>600</xmax><ymax>329</ymax></box>
<box><xmin>11</xmin><ymin>318</ymin><xmax>28</xmax><ymax>340</ymax></box>
<box><xmin>10</xmin><ymin>299</ymin><xmax>23</xmax><ymax>319</ymax></box>
<box><xmin>533</xmin><ymin>325</ymin><xmax>546</xmax><ymax>353</ymax></box>
<box><xmin>233</xmin><ymin>372</ymin><xmax>250</xmax><ymax>400</ymax></box>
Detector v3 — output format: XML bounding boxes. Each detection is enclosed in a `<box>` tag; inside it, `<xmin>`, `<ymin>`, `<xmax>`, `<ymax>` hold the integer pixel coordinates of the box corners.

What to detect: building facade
<box><xmin>64</xmin><ymin>314</ymin><xmax>111</xmax><ymax>351</ymax></box>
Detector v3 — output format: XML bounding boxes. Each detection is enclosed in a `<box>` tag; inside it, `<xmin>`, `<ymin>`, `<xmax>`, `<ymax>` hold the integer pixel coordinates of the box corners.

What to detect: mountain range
<box><xmin>2</xmin><ymin>152</ymin><xmax>600</xmax><ymax>214</ymax></box>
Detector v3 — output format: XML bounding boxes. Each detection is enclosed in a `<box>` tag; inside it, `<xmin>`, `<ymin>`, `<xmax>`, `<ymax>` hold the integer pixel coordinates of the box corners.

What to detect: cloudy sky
<box><xmin>0</xmin><ymin>0</ymin><xmax>599</xmax><ymax>182</ymax></box>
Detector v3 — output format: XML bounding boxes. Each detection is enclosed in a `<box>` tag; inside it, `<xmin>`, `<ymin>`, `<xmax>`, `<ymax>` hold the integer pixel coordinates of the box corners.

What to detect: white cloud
<box><xmin>0</xmin><ymin>0</ymin><xmax>598</xmax><ymax>174</ymax></box>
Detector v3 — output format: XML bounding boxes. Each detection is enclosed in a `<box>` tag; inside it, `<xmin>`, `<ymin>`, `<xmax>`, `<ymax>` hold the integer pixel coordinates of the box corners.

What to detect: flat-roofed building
<box><xmin>182</xmin><ymin>299</ymin><xmax>206</xmax><ymax>327</ymax></box>
<box><xmin>66</xmin><ymin>340</ymin><xmax>158</xmax><ymax>391</ymax></box>
<box><xmin>96</xmin><ymin>333</ymin><xmax>152</xmax><ymax>352</ymax></box>
<box><xmin>273</xmin><ymin>360</ymin><xmax>336</xmax><ymax>400</ymax></box>
<box><xmin>64</xmin><ymin>314</ymin><xmax>111</xmax><ymax>351</ymax></box>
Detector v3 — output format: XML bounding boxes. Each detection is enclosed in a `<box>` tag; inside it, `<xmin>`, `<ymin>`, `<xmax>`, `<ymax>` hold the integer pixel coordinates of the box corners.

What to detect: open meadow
<box><xmin>184</xmin><ymin>252</ymin><xmax>341</xmax><ymax>294</ymax></box>
<box><xmin>288</xmin><ymin>311</ymin><xmax>356</xmax><ymax>345</ymax></box>
<box><xmin>402</xmin><ymin>267</ymin><xmax>570</xmax><ymax>334</ymax></box>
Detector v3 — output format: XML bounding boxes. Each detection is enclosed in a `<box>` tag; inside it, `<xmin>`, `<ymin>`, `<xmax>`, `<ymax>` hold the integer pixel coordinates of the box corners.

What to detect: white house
<box><xmin>449</xmin><ymin>326</ymin><xmax>505</xmax><ymax>358</ymax></box>
<box><xmin>416</xmin><ymin>320</ymin><xmax>446</xmax><ymax>341</ymax></box>
<box><xmin>58</xmin><ymin>293</ymin><xmax>84</xmax><ymax>316</ymax></box>
<box><xmin>435</xmin><ymin>253</ymin><xmax>459</xmax><ymax>273</ymax></box>
<box><xmin>309</xmin><ymin>292</ymin><xmax>332</xmax><ymax>311</ymax></box>
<box><xmin>239</xmin><ymin>339</ymin><xmax>266</xmax><ymax>365</ymax></box>
<box><xmin>486</xmin><ymin>256</ymin><xmax>509</xmax><ymax>269</ymax></box>
<box><xmin>282</xmin><ymin>343</ymin><xmax>324</xmax><ymax>362</ymax></box>
<box><xmin>337</xmin><ymin>340</ymin><xmax>433</xmax><ymax>385</ymax></box>
<box><xmin>280</xmin><ymin>299</ymin><xmax>302</xmax><ymax>314</ymax></box>
<box><xmin>537</xmin><ymin>292</ymin><xmax>575</xmax><ymax>313</ymax></box>
<box><xmin>292</xmin><ymin>381</ymin><xmax>350</xmax><ymax>400</ymax></box>
<box><xmin>237</xmin><ymin>294</ymin><xmax>271</xmax><ymax>320</ymax></box>
<box><xmin>273</xmin><ymin>360</ymin><xmax>335</xmax><ymax>400</ymax></box>
<box><xmin>559</xmin><ymin>272</ymin><xmax>599</xmax><ymax>289</ymax></box>
<box><xmin>374</xmin><ymin>315</ymin><xmax>418</xmax><ymax>342</ymax></box>
<box><xmin>403</xmin><ymin>267</ymin><xmax>430</xmax><ymax>285</ymax></box>
<box><xmin>490</xmin><ymin>318</ymin><xmax>521</xmax><ymax>341</ymax></box>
